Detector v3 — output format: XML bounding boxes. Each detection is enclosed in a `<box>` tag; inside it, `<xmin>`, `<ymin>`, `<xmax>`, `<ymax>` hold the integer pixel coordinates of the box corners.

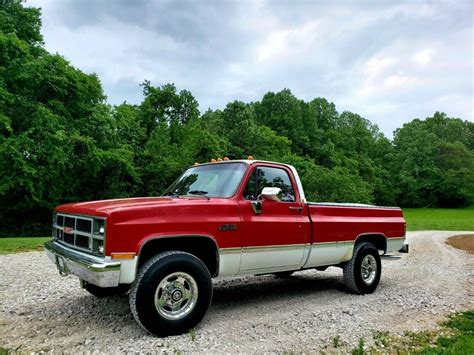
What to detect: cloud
<box><xmin>414</xmin><ymin>48</ymin><xmax>434</xmax><ymax>66</ymax></box>
<box><xmin>27</xmin><ymin>0</ymin><xmax>473</xmax><ymax>137</ymax></box>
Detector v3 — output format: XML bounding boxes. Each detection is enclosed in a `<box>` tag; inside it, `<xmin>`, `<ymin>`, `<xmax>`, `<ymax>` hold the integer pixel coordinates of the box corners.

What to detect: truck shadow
<box><xmin>210</xmin><ymin>270</ymin><xmax>345</xmax><ymax>310</ymax></box>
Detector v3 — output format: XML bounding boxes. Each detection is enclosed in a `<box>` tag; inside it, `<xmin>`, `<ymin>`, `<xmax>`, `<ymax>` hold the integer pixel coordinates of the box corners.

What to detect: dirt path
<box><xmin>0</xmin><ymin>231</ymin><xmax>473</xmax><ymax>352</ymax></box>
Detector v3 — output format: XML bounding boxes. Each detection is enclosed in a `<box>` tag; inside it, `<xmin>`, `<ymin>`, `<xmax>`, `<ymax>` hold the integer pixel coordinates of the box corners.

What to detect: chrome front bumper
<box><xmin>45</xmin><ymin>241</ymin><xmax>121</xmax><ymax>287</ymax></box>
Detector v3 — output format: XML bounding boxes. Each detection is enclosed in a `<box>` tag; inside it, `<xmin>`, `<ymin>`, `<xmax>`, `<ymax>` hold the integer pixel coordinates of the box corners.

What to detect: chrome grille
<box><xmin>53</xmin><ymin>213</ymin><xmax>104</xmax><ymax>255</ymax></box>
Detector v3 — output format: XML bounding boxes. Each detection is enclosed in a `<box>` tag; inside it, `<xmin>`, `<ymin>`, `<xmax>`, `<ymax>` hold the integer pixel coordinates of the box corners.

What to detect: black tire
<box><xmin>272</xmin><ymin>271</ymin><xmax>294</xmax><ymax>278</ymax></box>
<box><xmin>83</xmin><ymin>282</ymin><xmax>130</xmax><ymax>297</ymax></box>
<box><xmin>129</xmin><ymin>251</ymin><xmax>213</xmax><ymax>336</ymax></box>
<box><xmin>343</xmin><ymin>242</ymin><xmax>381</xmax><ymax>294</ymax></box>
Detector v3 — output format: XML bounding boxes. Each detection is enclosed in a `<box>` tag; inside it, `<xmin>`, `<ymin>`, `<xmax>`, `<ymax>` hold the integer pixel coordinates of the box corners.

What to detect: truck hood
<box><xmin>55</xmin><ymin>197</ymin><xmax>178</xmax><ymax>216</ymax></box>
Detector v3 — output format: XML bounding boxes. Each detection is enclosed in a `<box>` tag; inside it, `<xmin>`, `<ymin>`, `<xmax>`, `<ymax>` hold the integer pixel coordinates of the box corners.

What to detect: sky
<box><xmin>27</xmin><ymin>0</ymin><xmax>473</xmax><ymax>137</ymax></box>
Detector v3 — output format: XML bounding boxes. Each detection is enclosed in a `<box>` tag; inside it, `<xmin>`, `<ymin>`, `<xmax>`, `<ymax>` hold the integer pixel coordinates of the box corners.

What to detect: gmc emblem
<box><xmin>64</xmin><ymin>227</ymin><xmax>74</xmax><ymax>234</ymax></box>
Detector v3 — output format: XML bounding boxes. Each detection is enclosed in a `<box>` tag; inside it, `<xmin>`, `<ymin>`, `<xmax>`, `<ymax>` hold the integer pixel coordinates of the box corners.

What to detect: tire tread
<box><xmin>343</xmin><ymin>243</ymin><xmax>365</xmax><ymax>294</ymax></box>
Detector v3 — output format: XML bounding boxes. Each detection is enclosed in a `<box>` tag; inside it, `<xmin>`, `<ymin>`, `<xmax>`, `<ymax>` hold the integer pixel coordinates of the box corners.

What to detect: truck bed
<box><xmin>307</xmin><ymin>202</ymin><xmax>406</xmax><ymax>244</ymax></box>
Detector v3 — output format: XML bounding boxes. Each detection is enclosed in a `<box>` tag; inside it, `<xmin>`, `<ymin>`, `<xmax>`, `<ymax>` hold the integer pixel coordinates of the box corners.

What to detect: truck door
<box><xmin>238</xmin><ymin>164</ymin><xmax>309</xmax><ymax>273</ymax></box>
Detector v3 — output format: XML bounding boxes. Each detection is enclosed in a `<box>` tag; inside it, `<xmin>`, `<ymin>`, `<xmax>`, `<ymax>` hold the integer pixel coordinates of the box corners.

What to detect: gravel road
<box><xmin>1</xmin><ymin>231</ymin><xmax>473</xmax><ymax>353</ymax></box>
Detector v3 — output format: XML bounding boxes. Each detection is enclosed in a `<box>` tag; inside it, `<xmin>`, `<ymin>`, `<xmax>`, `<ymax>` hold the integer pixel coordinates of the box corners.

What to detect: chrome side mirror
<box><xmin>259</xmin><ymin>187</ymin><xmax>282</xmax><ymax>202</ymax></box>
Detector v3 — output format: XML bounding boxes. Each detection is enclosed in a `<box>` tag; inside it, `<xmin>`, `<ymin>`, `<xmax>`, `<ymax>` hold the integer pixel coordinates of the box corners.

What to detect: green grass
<box><xmin>0</xmin><ymin>237</ymin><xmax>50</xmax><ymax>254</ymax></box>
<box><xmin>403</xmin><ymin>206</ymin><xmax>474</xmax><ymax>231</ymax></box>
<box><xmin>345</xmin><ymin>310</ymin><xmax>474</xmax><ymax>354</ymax></box>
<box><xmin>420</xmin><ymin>310</ymin><xmax>474</xmax><ymax>354</ymax></box>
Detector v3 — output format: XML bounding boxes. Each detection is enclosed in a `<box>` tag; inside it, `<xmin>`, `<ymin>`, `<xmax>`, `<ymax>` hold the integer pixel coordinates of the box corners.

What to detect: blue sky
<box><xmin>28</xmin><ymin>0</ymin><xmax>473</xmax><ymax>137</ymax></box>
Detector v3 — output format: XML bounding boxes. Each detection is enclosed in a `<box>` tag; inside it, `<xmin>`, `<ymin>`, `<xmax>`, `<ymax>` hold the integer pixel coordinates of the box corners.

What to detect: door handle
<box><xmin>289</xmin><ymin>206</ymin><xmax>303</xmax><ymax>212</ymax></box>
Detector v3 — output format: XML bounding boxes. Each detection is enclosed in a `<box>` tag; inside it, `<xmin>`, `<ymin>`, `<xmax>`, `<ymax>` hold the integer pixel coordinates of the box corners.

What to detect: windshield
<box><xmin>164</xmin><ymin>163</ymin><xmax>247</xmax><ymax>198</ymax></box>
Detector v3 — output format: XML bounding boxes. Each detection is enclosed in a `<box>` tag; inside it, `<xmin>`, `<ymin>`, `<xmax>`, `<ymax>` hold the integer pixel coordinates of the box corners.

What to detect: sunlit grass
<box><xmin>403</xmin><ymin>206</ymin><xmax>474</xmax><ymax>231</ymax></box>
<box><xmin>0</xmin><ymin>237</ymin><xmax>50</xmax><ymax>254</ymax></box>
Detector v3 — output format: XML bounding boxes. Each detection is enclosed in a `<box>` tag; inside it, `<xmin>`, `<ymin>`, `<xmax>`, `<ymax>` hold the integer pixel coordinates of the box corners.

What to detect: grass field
<box><xmin>0</xmin><ymin>237</ymin><xmax>50</xmax><ymax>255</ymax></box>
<box><xmin>403</xmin><ymin>206</ymin><xmax>474</xmax><ymax>231</ymax></box>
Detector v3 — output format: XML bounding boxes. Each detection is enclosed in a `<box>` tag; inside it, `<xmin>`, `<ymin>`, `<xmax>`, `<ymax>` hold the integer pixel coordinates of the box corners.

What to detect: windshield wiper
<box><xmin>188</xmin><ymin>190</ymin><xmax>210</xmax><ymax>200</ymax></box>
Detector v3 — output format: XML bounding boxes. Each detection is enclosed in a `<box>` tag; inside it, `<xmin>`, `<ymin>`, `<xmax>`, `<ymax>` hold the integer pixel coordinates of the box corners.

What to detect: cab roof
<box><xmin>191</xmin><ymin>159</ymin><xmax>293</xmax><ymax>168</ymax></box>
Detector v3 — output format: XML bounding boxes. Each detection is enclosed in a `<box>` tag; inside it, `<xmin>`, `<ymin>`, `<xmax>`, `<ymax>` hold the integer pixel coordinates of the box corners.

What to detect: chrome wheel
<box><xmin>154</xmin><ymin>272</ymin><xmax>198</xmax><ymax>320</ymax></box>
<box><xmin>361</xmin><ymin>254</ymin><xmax>377</xmax><ymax>285</ymax></box>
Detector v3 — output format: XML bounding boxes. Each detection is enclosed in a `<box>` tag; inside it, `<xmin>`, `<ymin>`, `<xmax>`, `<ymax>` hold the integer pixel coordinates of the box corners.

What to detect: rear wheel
<box><xmin>129</xmin><ymin>251</ymin><xmax>213</xmax><ymax>336</ymax></box>
<box><xmin>343</xmin><ymin>242</ymin><xmax>381</xmax><ymax>294</ymax></box>
<box><xmin>83</xmin><ymin>282</ymin><xmax>129</xmax><ymax>297</ymax></box>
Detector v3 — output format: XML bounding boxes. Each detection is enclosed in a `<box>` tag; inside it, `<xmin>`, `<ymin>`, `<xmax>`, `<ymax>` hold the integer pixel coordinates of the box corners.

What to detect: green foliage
<box><xmin>0</xmin><ymin>2</ymin><xmax>139</xmax><ymax>235</ymax></box>
<box><xmin>0</xmin><ymin>1</ymin><xmax>473</xmax><ymax>235</ymax></box>
<box><xmin>351</xmin><ymin>337</ymin><xmax>366</xmax><ymax>355</ymax></box>
<box><xmin>420</xmin><ymin>310</ymin><xmax>474</xmax><ymax>354</ymax></box>
<box><xmin>332</xmin><ymin>335</ymin><xmax>342</xmax><ymax>348</ymax></box>
<box><xmin>393</xmin><ymin>112</ymin><xmax>474</xmax><ymax>207</ymax></box>
<box><xmin>443</xmin><ymin>310</ymin><xmax>474</xmax><ymax>332</ymax></box>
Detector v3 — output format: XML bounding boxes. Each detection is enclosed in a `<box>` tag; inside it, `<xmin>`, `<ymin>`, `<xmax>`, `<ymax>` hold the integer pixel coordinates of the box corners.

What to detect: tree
<box><xmin>0</xmin><ymin>1</ymin><xmax>139</xmax><ymax>235</ymax></box>
<box><xmin>392</xmin><ymin>113</ymin><xmax>474</xmax><ymax>207</ymax></box>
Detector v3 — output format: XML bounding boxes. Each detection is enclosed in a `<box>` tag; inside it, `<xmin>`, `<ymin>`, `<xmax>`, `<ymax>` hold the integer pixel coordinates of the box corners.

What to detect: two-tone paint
<box><xmin>55</xmin><ymin>160</ymin><xmax>406</xmax><ymax>283</ymax></box>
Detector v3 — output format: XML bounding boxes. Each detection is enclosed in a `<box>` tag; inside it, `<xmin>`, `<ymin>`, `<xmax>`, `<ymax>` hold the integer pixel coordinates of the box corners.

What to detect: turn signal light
<box><xmin>111</xmin><ymin>252</ymin><xmax>136</xmax><ymax>259</ymax></box>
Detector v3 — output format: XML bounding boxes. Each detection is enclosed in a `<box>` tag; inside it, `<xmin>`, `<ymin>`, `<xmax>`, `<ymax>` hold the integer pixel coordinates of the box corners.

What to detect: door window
<box><xmin>243</xmin><ymin>166</ymin><xmax>295</xmax><ymax>202</ymax></box>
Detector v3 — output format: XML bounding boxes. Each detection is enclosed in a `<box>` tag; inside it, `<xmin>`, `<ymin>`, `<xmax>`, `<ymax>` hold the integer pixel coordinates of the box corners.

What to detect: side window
<box><xmin>243</xmin><ymin>166</ymin><xmax>295</xmax><ymax>202</ymax></box>
<box><xmin>243</xmin><ymin>169</ymin><xmax>257</xmax><ymax>200</ymax></box>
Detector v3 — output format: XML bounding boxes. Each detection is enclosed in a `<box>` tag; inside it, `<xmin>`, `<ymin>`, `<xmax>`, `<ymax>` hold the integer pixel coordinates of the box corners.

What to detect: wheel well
<box><xmin>355</xmin><ymin>234</ymin><xmax>387</xmax><ymax>253</ymax></box>
<box><xmin>138</xmin><ymin>236</ymin><xmax>219</xmax><ymax>277</ymax></box>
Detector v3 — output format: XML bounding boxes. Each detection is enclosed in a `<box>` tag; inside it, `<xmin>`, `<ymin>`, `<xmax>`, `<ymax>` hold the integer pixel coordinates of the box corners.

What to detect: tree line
<box><xmin>1</xmin><ymin>1</ymin><xmax>473</xmax><ymax>236</ymax></box>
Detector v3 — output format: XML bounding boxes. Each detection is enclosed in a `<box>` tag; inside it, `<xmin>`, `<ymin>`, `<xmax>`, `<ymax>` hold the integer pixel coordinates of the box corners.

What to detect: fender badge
<box><xmin>218</xmin><ymin>224</ymin><xmax>237</xmax><ymax>232</ymax></box>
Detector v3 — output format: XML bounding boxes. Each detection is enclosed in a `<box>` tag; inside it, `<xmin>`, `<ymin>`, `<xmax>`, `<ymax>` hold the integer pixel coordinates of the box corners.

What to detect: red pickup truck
<box><xmin>45</xmin><ymin>159</ymin><xmax>407</xmax><ymax>336</ymax></box>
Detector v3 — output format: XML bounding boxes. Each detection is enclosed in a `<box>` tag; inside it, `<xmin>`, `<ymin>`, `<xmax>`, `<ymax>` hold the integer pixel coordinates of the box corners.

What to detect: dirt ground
<box><xmin>446</xmin><ymin>234</ymin><xmax>474</xmax><ymax>254</ymax></box>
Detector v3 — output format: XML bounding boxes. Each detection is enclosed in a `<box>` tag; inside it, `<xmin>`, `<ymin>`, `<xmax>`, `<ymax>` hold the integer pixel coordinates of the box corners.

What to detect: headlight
<box><xmin>98</xmin><ymin>220</ymin><xmax>105</xmax><ymax>235</ymax></box>
<box><xmin>93</xmin><ymin>219</ymin><xmax>106</xmax><ymax>256</ymax></box>
<box><xmin>93</xmin><ymin>219</ymin><xmax>106</xmax><ymax>235</ymax></box>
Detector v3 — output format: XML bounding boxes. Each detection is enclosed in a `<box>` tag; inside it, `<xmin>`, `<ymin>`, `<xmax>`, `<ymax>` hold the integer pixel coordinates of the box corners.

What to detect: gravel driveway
<box><xmin>1</xmin><ymin>231</ymin><xmax>473</xmax><ymax>353</ymax></box>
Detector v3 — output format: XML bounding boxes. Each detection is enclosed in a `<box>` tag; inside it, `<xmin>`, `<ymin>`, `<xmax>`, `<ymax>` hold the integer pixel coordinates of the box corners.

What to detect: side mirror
<box><xmin>259</xmin><ymin>187</ymin><xmax>282</xmax><ymax>202</ymax></box>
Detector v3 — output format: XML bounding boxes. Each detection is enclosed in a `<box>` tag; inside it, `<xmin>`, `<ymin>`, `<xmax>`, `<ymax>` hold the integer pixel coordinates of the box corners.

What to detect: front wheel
<box><xmin>129</xmin><ymin>251</ymin><xmax>213</xmax><ymax>336</ymax></box>
<box><xmin>343</xmin><ymin>242</ymin><xmax>381</xmax><ymax>294</ymax></box>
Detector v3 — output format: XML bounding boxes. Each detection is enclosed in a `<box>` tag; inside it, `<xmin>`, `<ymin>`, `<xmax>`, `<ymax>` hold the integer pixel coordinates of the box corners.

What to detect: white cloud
<box><xmin>365</xmin><ymin>56</ymin><xmax>399</xmax><ymax>75</ymax></box>
<box><xmin>256</xmin><ymin>20</ymin><xmax>323</xmax><ymax>62</ymax></box>
<box><xmin>414</xmin><ymin>48</ymin><xmax>434</xmax><ymax>65</ymax></box>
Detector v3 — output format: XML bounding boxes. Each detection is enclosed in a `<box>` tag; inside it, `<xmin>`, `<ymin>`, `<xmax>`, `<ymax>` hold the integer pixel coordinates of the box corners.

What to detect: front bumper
<box><xmin>45</xmin><ymin>241</ymin><xmax>121</xmax><ymax>287</ymax></box>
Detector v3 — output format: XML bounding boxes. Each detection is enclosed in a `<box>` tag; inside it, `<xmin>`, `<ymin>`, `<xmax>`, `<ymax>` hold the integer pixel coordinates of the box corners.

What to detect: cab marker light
<box><xmin>223</xmin><ymin>157</ymin><xmax>230</xmax><ymax>161</ymax></box>
<box><xmin>210</xmin><ymin>159</ymin><xmax>217</xmax><ymax>163</ymax></box>
<box><xmin>247</xmin><ymin>155</ymin><xmax>254</xmax><ymax>160</ymax></box>
<box><xmin>111</xmin><ymin>252</ymin><xmax>136</xmax><ymax>259</ymax></box>
<box><xmin>217</xmin><ymin>158</ymin><xmax>223</xmax><ymax>162</ymax></box>
<box><xmin>194</xmin><ymin>162</ymin><xmax>199</xmax><ymax>166</ymax></box>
